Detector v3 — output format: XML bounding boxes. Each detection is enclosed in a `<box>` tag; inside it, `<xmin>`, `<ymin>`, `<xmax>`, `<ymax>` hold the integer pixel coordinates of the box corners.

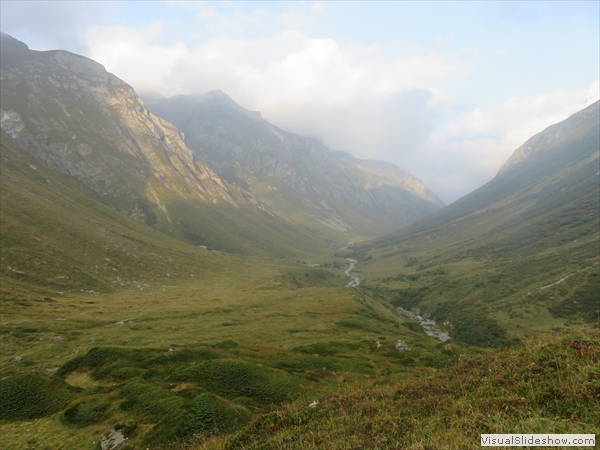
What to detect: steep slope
<box><xmin>204</xmin><ymin>333</ymin><xmax>598</xmax><ymax>450</ymax></box>
<box><xmin>143</xmin><ymin>92</ymin><xmax>444</xmax><ymax>238</ymax></box>
<box><xmin>0</xmin><ymin>33</ymin><xmax>334</xmax><ymax>257</ymax></box>
<box><xmin>0</xmin><ymin>136</ymin><xmax>243</xmax><ymax>298</ymax></box>
<box><xmin>351</xmin><ymin>101</ymin><xmax>600</xmax><ymax>346</ymax></box>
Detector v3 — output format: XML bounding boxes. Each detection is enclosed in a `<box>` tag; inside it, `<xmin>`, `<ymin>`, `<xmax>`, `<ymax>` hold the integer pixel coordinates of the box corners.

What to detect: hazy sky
<box><xmin>2</xmin><ymin>1</ymin><xmax>598</xmax><ymax>203</ymax></box>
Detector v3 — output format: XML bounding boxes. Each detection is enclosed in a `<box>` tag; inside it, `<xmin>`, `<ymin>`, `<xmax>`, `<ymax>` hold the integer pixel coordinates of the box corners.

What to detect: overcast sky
<box><xmin>2</xmin><ymin>1</ymin><xmax>598</xmax><ymax>203</ymax></box>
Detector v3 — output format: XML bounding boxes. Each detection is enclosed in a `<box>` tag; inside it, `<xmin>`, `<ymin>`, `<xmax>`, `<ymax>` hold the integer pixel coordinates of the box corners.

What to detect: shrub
<box><xmin>177</xmin><ymin>393</ymin><xmax>251</xmax><ymax>437</ymax></box>
<box><xmin>141</xmin><ymin>393</ymin><xmax>251</xmax><ymax>446</ymax></box>
<box><xmin>62</xmin><ymin>401</ymin><xmax>110</xmax><ymax>426</ymax></box>
<box><xmin>177</xmin><ymin>360</ymin><xmax>297</xmax><ymax>404</ymax></box>
<box><xmin>0</xmin><ymin>374</ymin><xmax>72</xmax><ymax>421</ymax></box>
<box><xmin>214</xmin><ymin>340</ymin><xmax>239</xmax><ymax>349</ymax></box>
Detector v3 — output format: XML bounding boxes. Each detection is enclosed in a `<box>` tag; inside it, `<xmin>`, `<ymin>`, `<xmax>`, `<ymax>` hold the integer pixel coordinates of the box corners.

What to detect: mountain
<box><xmin>0</xmin><ymin>33</ymin><xmax>337</xmax><ymax>257</ymax></box>
<box><xmin>1</xmin><ymin>32</ymin><xmax>597</xmax><ymax>450</ymax></box>
<box><xmin>143</xmin><ymin>92</ymin><xmax>444</xmax><ymax>237</ymax></box>
<box><xmin>0</xmin><ymin>136</ymin><xmax>242</xmax><ymax>297</ymax></box>
<box><xmin>350</xmin><ymin>101</ymin><xmax>599</xmax><ymax>346</ymax></box>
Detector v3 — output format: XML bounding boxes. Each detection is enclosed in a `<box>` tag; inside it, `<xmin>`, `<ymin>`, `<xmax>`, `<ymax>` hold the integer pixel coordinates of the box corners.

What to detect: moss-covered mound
<box><xmin>177</xmin><ymin>360</ymin><xmax>297</xmax><ymax>404</ymax></box>
<box><xmin>0</xmin><ymin>374</ymin><xmax>73</xmax><ymax>421</ymax></box>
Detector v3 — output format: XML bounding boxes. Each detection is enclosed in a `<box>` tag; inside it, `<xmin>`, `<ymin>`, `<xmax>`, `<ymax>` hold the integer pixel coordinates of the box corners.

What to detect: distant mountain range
<box><xmin>0</xmin><ymin>32</ymin><xmax>442</xmax><ymax>261</ymax></box>
<box><xmin>144</xmin><ymin>92</ymin><xmax>443</xmax><ymax>236</ymax></box>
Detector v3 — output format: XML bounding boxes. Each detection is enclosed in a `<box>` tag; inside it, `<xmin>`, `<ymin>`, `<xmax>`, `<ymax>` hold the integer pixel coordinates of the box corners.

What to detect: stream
<box><xmin>341</xmin><ymin>257</ymin><xmax>450</xmax><ymax>341</ymax></box>
<box><xmin>344</xmin><ymin>258</ymin><xmax>360</xmax><ymax>287</ymax></box>
<box><xmin>397</xmin><ymin>307</ymin><xmax>452</xmax><ymax>342</ymax></box>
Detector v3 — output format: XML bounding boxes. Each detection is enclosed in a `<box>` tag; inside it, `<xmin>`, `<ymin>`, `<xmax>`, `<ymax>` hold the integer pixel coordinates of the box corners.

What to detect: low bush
<box><xmin>177</xmin><ymin>360</ymin><xmax>297</xmax><ymax>404</ymax></box>
<box><xmin>0</xmin><ymin>374</ymin><xmax>73</xmax><ymax>421</ymax></box>
<box><xmin>62</xmin><ymin>401</ymin><xmax>110</xmax><ymax>426</ymax></box>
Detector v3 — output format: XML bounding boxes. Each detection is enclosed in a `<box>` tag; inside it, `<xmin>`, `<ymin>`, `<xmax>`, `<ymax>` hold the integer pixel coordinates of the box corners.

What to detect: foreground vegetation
<box><xmin>195</xmin><ymin>331</ymin><xmax>599</xmax><ymax>450</ymax></box>
<box><xmin>1</xmin><ymin>254</ymin><xmax>478</xmax><ymax>449</ymax></box>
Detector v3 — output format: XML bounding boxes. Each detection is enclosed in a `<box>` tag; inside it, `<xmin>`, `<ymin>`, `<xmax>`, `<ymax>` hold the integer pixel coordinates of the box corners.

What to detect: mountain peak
<box><xmin>0</xmin><ymin>32</ymin><xmax>29</xmax><ymax>50</ymax></box>
<box><xmin>203</xmin><ymin>89</ymin><xmax>231</xmax><ymax>100</ymax></box>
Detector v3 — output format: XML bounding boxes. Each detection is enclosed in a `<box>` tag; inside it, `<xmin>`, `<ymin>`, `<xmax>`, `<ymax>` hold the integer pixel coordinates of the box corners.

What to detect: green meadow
<box><xmin>1</xmin><ymin>256</ymin><xmax>478</xmax><ymax>449</ymax></box>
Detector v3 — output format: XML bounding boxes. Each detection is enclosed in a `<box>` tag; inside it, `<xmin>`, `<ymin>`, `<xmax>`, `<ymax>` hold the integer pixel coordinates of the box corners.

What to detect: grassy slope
<box><xmin>348</xmin><ymin>105</ymin><xmax>600</xmax><ymax>346</ymax></box>
<box><xmin>202</xmin><ymin>331</ymin><xmax>599</xmax><ymax>450</ymax></box>
<box><xmin>1</xmin><ymin>139</ymin><xmax>461</xmax><ymax>449</ymax></box>
<box><xmin>0</xmin><ymin>137</ymin><xmax>243</xmax><ymax>298</ymax></box>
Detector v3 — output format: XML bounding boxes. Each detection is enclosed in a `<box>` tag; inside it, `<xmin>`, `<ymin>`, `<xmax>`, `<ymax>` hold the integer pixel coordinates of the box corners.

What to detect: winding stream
<box><xmin>397</xmin><ymin>307</ymin><xmax>452</xmax><ymax>342</ymax></box>
<box><xmin>344</xmin><ymin>258</ymin><xmax>360</xmax><ymax>287</ymax></box>
<box><xmin>341</xmin><ymin>257</ymin><xmax>450</xmax><ymax>341</ymax></box>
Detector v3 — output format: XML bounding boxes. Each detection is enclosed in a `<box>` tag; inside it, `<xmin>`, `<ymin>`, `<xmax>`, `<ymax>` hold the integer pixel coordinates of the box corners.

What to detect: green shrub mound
<box><xmin>141</xmin><ymin>393</ymin><xmax>251</xmax><ymax>447</ymax></box>
<box><xmin>62</xmin><ymin>401</ymin><xmax>110</xmax><ymax>426</ymax></box>
<box><xmin>179</xmin><ymin>393</ymin><xmax>251</xmax><ymax>437</ymax></box>
<box><xmin>177</xmin><ymin>360</ymin><xmax>297</xmax><ymax>404</ymax></box>
<box><xmin>0</xmin><ymin>374</ymin><xmax>73</xmax><ymax>421</ymax></box>
<box><xmin>57</xmin><ymin>346</ymin><xmax>220</xmax><ymax>380</ymax></box>
<box><xmin>214</xmin><ymin>340</ymin><xmax>239</xmax><ymax>349</ymax></box>
<box><xmin>119</xmin><ymin>381</ymin><xmax>186</xmax><ymax>423</ymax></box>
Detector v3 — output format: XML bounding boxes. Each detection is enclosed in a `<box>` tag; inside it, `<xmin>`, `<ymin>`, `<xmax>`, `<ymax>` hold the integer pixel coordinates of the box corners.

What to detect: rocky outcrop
<box><xmin>0</xmin><ymin>34</ymin><xmax>233</xmax><ymax>228</ymax></box>
<box><xmin>100</xmin><ymin>429</ymin><xmax>128</xmax><ymax>450</ymax></box>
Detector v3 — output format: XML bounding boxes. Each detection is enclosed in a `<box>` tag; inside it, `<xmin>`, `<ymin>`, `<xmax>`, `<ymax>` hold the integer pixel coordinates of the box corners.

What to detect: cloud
<box><xmin>83</xmin><ymin>20</ymin><xmax>599</xmax><ymax>204</ymax></box>
<box><xmin>412</xmin><ymin>80</ymin><xmax>600</xmax><ymax>202</ymax></box>
<box><xmin>83</xmin><ymin>24</ymin><xmax>473</xmax><ymax>154</ymax></box>
<box><xmin>86</xmin><ymin>22</ymin><xmax>191</xmax><ymax>92</ymax></box>
<box><xmin>0</xmin><ymin>1</ymin><xmax>110</xmax><ymax>53</ymax></box>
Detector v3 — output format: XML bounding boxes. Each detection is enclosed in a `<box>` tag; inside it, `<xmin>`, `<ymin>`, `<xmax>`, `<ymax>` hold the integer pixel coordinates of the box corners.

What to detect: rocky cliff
<box><xmin>144</xmin><ymin>91</ymin><xmax>444</xmax><ymax>236</ymax></box>
<box><xmin>0</xmin><ymin>32</ymin><xmax>232</xmax><ymax>229</ymax></box>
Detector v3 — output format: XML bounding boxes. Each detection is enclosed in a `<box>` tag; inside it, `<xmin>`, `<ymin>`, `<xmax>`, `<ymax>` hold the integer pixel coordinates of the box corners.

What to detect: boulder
<box><xmin>395</xmin><ymin>340</ymin><xmax>412</xmax><ymax>352</ymax></box>
<box><xmin>100</xmin><ymin>429</ymin><xmax>128</xmax><ymax>450</ymax></box>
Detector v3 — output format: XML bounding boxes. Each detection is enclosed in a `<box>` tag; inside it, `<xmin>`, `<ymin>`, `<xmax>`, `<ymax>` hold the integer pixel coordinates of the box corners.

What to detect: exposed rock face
<box><xmin>144</xmin><ymin>92</ymin><xmax>444</xmax><ymax>236</ymax></box>
<box><xmin>0</xmin><ymin>35</ymin><xmax>232</xmax><ymax>229</ymax></box>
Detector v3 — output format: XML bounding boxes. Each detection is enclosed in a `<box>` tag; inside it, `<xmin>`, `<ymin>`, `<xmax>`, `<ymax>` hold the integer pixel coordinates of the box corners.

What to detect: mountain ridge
<box><xmin>144</xmin><ymin>91</ymin><xmax>444</xmax><ymax>237</ymax></box>
<box><xmin>0</xmin><ymin>33</ymin><xmax>343</xmax><ymax>256</ymax></box>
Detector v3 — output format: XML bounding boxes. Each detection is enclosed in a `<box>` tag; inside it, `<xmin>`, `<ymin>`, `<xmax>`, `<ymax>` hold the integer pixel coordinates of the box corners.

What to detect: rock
<box><xmin>395</xmin><ymin>340</ymin><xmax>412</xmax><ymax>352</ymax></box>
<box><xmin>444</xmin><ymin>343</ymin><xmax>453</xmax><ymax>351</ymax></box>
<box><xmin>100</xmin><ymin>429</ymin><xmax>128</xmax><ymax>450</ymax></box>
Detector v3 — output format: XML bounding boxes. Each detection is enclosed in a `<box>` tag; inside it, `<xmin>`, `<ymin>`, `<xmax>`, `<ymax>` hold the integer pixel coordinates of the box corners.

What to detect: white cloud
<box><xmin>84</xmin><ymin>24</ymin><xmax>473</xmax><ymax>149</ymax></box>
<box><xmin>412</xmin><ymin>80</ymin><xmax>599</xmax><ymax>202</ymax></box>
<box><xmin>86</xmin><ymin>23</ymin><xmax>191</xmax><ymax>93</ymax></box>
<box><xmin>81</xmin><ymin>14</ymin><xmax>597</xmax><ymax>204</ymax></box>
